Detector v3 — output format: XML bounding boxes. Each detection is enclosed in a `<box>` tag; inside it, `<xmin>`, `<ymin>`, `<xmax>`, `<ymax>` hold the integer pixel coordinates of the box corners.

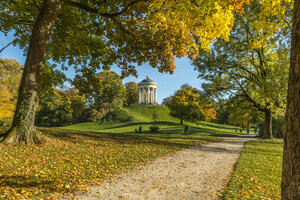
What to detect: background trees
<box><xmin>73</xmin><ymin>70</ymin><xmax>126</xmax><ymax>110</ymax></box>
<box><xmin>165</xmin><ymin>84</ymin><xmax>216</xmax><ymax>125</ymax></box>
<box><xmin>35</xmin><ymin>88</ymin><xmax>72</xmax><ymax>127</ymax></box>
<box><xmin>193</xmin><ymin>1</ymin><xmax>289</xmax><ymax>138</ymax></box>
<box><xmin>124</xmin><ymin>81</ymin><xmax>138</xmax><ymax>106</ymax></box>
<box><xmin>0</xmin><ymin>59</ymin><xmax>22</xmax><ymax>125</ymax></box>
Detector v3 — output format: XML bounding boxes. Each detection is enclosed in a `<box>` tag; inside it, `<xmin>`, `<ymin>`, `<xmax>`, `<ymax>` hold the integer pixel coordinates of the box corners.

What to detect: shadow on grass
<box><xmin>39</xmin><ymin>128</ymin><xmax>218</xmax><ymax>150</ymax></box>
<box><xmin>98</xmin><ymin>121</ymin><xmax>241</xmax><ymax>137</ymax></box>
<box><xmin>196</xmin><ymin>145</ymin><xmax>242</xmax><ymax>154</ymax></box>
<box><xmin>0</xmin><ymin>175</ymin><xmax>52</xmax><ymax>188</ymax></box>
<box><xmin>38</xmin><ymin>128</ymin><xmax>250</xmax><ymax>155</ymax></box>
<box><xmin>100</xmin><ymin>121</ymin><xmax>180</xmax><ymax>130</ymax></box>
<box><xmin>0</xmin><ymin>175</ymin><xmax>72</xmax><ymax>195</ymax></box>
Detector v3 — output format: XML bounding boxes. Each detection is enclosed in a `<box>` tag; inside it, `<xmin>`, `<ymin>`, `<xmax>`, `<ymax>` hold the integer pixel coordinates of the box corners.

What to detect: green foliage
<box><xmin>65</xmin><ymin>88</ymin><xmax>86</xmax><ymax>123</ymax></box>
<box><xmin>193</xmin><ymin>1</ymin><xmax>289</xmax><ymax>115</ymax></box>
<box><xmin>224</xmin><ymin>139</ymin><xmax>283</xmax><ymax>199</ymax></box>
<box><xmin>73</xmin><ymin>70</ymin><xmax>126</xmax><ymax>110</ymax></box>
<box><xmin>125</xmin><ymin>81</ymin><xmax>138</xmax><ymax>105</ymax></box>
<box><xmin>193</xmin><ymin>1</ymin><xmax>289</xmax><ymax>137</ymax></box>
<box><xmin>149</xmin><ymin>125</ymin><xmax>160</xmax><ymax>133</ymax></box>
<box><xmin>82</xmin><ymin>109</ymin><xmax>103</xmax><ymax>122</ymax></box>
<box><xmin>166</xmin><ymin>85</ymin><xmax>214</xmax><ymax>124</ymax></box>
<box><xmin>35</xmin><ymin>88</ymin><xmax>72</xmax><ymax>127</ymax></box>
<box><xmin>40</xmin><ymin>63</ymin><xmax>67</xmax><ymax>96</ymax></box>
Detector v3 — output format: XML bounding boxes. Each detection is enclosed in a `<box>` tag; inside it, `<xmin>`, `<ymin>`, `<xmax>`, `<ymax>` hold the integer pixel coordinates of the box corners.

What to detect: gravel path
<box><xmin>64</xmin><ymin>134</ymin><xmax>256</xmax><ymax>200</ymax></box>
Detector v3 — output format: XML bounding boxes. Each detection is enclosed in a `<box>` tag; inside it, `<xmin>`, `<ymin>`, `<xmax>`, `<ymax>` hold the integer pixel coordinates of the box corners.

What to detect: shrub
<box><xmin>149</xmin><ymin>125</ymin><xmax>160</xmax><ymax>133</ymax></box>
<box><xmin>83</xmin><ymin>109</ymin><xmax>103</xmax><ymax>122</ymax></box>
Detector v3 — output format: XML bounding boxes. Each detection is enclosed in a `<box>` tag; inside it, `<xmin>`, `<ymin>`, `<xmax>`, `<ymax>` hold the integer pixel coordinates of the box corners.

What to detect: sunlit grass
<box><xmin>223</xmin><ymin>139</ymin><xmax>283</xmax><ymax>200</ymax></box>
<box><xmin>62</xmin><ymin>105</ymin><xmax>247</xmax><ymax>137</ymax></box>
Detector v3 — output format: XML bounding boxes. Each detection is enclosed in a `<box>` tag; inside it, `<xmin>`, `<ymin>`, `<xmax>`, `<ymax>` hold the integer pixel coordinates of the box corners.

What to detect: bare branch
<box><xmin>32</xmin><ymin>0</ymin><xmax>41</xmax><ymax>11</ymax></box>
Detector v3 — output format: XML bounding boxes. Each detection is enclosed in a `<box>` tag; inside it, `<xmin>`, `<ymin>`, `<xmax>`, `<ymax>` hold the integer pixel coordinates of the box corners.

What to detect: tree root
<box><xmin>1</xmin><ymin>127</ymin><xmax>42</xmax><ymax>145</ymax></box>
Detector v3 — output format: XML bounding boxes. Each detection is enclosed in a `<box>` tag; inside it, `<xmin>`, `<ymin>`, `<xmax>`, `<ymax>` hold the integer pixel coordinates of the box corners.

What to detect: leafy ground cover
<box><xmin>0</xmin><ymin>126</ymin><xmax>218</xmax><ymax>199</ymax></box>
<box><xmin>0</xmin><ymin>105</ymin><xmax>246</xmax><ymax>199</ymax></box>
<box><xmin>223</xmin><ymin>139</ymin><xmax>283</xmax><ymax>200</ymax></box>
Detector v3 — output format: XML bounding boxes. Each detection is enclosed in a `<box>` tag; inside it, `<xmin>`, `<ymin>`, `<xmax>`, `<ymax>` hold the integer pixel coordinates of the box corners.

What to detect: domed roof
<box><xmin>138</xmin><ymin>76</ymin><xmax>157</xmax><ymax>86</ymax></box>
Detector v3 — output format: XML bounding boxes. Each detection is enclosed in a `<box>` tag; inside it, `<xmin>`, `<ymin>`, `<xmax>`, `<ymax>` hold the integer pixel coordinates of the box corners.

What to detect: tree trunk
<box><xmin>180</xmin><ymin>118</ymin><xmax>183</xmax><ymax>125</ymax></box>
<box><xmin>263</xmin><ymin>109</ymin><xmax>273</xmax><ymax>139</ymax></box>
<box><xmin>2</xmin><ymin>0</ymin><xmax>63</xmax><ymax>144</ymax></box>
<box><xmin>281</xmin><ymin>0</ymin><xmax>300</xmax><ymax>199</ymax></box>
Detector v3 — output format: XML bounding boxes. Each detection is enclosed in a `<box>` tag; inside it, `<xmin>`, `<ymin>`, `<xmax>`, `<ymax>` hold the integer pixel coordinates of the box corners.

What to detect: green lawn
<box><xmin>223</xmin><ymin>139</ymin><xmax>283</xmax><ymax>200</ymax></box>
<box><xmin>61</xmin><ymin>105</ymin><xmax>246</xmax><ymax>137</ymax></box>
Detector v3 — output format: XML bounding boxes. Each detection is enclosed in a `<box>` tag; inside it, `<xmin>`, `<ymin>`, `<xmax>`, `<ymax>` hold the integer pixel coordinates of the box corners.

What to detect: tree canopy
<box><xmin>73</xmin><ymin>70</ymin><xmax>126</xmax><ymax>110</ymax></box>
<box><xmin>165</xmin><ymin>84</ymin><xmax>216</xmax><ymax>124</ymax></box>
<box><xmin>193</xmin><ymin>0</ymin><xmax>290</xmax><ymax>138</ymax></box>
<box><xmin>125</xmin><ymin>81</ymin><xmax>139</xmax><ymax>105</ymax></box>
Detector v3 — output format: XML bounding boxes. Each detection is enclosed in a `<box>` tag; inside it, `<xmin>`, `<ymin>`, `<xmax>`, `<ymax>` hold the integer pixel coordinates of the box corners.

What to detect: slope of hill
<box><xmin>61</xmin><ymin>105</ymin><xmax>244</xmax><ymax>137</ymax></box>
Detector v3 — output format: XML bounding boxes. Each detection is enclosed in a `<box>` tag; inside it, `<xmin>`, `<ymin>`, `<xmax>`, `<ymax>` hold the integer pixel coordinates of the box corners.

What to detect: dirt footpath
<box><xmin>65</xmin><ymin>135</ymin><xmax>256</xmax><ymax>200</ymax></box>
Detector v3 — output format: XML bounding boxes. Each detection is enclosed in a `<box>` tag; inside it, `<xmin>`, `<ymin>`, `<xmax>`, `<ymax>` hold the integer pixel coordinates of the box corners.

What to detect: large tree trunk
<box><xmin>263</xmin><ymin>108</ymin><xmax>273</xmax><ymax>139</ymax></box>
<box><xmin>2</xmin><ymin>0</ymin><xmax>63</xmax><ymax>144</ymax></box>
<box><xmin>281</xmin><ymin>0</ymin><xmax>300</xmax><ymax>199</ymax></box>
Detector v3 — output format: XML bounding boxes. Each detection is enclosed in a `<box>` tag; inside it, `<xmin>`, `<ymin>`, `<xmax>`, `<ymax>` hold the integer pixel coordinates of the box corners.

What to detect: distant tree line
<box><xmin>0</xmin><ymin>58</ymin><xmax>139</xmax><ymax>127</ymax></box>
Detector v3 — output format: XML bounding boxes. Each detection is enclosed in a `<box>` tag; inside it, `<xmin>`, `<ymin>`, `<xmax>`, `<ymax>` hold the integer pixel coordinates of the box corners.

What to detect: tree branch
<box><xmin>0</xmin><ymin>41</ymin><xmax>15</xmax><ymax>54</ymax></box>
<box><xmin>32</xmin><ymin>0</ymin><xmax>41</xmax><ymax>11</ymax></box>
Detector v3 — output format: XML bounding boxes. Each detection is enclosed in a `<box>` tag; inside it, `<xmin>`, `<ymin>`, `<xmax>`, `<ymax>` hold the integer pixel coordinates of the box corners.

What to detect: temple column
<box><xmin>152</xmin><ymin>87</ymin><xmax>154</xmax><ymax>103</ymax></box>
<box><xmin>139</xmin><ymin>88</ymin><xmax>141</xmax><ymax>104</ymax></box>
<box><xmin>150</xmin><ymin>87</ymin><xmax>152</xmax><ymax>103</ymax></box>
<box><xmin>142</xmin><ymin>88</ymin><xmax>144</xmax><ymax>103</ymax></box>
<box><xmin>148</xmin><ymin>87</ymin><xmax>150</xmax><ymax>103</ymax></box>
<box><xmin>154</xmin><ymin>88</ymin><xmax>157</xmax><ymax>104</ymax></box>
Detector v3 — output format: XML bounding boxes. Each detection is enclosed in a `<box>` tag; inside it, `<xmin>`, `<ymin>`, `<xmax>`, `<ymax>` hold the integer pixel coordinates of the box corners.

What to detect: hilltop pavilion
<box><xmin>138</xmin><ymin>76</ymin><xmax>158</xmax><ymax>104</ymax></box>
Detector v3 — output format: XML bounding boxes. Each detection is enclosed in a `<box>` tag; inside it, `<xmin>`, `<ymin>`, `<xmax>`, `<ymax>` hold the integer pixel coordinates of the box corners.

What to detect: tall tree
<box><xmin>65</xmin><ymin>88</ymin><xmax>86</xmax><ymax>123</ymax></box>
<box><xmin>166</xmin><ymin>84</ymin><xmax>215</xmax><ymax>125</ymax></box>
<box><xmin>125</xmin><ymin>81</ymin><xmax>138</xmax><ymax>105</ymax></box>
<box><xmin>35</xmin><ymin>88</ymin><xmax>72</xmax><ymax>126</ymax></box>
<box><xmin>73</xmin><ymin>70</ymin><xmax>126</xmax><ymax>110</ymax></box>
<box><xmin>193</xmin><ymin>1</ymin><xmax>289</xmax><ymax>138</ymax></box>
<box><xmin>282</xmin><ymin>0</ymin><xmax>300</xmax><ymax>199</ymax></box>
<box><xmin>0</xmin><ymin>0</ymin><xmax>249</xmax><ymax>144</ymax></box>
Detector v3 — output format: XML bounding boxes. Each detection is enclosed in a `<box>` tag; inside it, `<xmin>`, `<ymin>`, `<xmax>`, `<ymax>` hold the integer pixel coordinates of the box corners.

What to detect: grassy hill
<box><xmin>61</xmin><ymin>105</ymin><xmax>244</xmax><ymax>137</ymax></box>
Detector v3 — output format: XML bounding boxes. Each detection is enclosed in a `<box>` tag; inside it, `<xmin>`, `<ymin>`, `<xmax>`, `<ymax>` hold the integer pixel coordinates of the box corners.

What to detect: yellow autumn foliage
<box><xmin>0</xmin><ymin>84</ymin><xmax>15</xmax><ymax>120</ymax></box>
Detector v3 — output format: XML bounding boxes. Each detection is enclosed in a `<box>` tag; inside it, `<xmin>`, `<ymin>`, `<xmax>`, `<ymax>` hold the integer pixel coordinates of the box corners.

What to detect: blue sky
<box><xmin>0</xmin><ymin>33</ymin><xmax>204</xmax><ymax>103</ymax></box>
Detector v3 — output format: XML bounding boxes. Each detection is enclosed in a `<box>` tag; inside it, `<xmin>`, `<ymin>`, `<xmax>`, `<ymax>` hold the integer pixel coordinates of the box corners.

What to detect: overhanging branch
<box><xmin>0</xmin><ymin>41</ymin><xmax>15</xmax><ymax>54</ymax></box>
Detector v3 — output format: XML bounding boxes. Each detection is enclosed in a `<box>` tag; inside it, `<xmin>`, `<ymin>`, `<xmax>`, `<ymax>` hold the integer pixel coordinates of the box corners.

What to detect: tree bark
<box><xmin>281</xmin><ymin>0</ymin><xmax>300</xmax><ymax>199</ymax></box>
<box><xmin>263</xmin><ymin>108</ymin><xmax>273</xmax><ymax>139</ymax></box>
<box><xmin>2</xmin><ymin>0</ymin><xmax>63</xmax><ymax>144</ymax></box>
